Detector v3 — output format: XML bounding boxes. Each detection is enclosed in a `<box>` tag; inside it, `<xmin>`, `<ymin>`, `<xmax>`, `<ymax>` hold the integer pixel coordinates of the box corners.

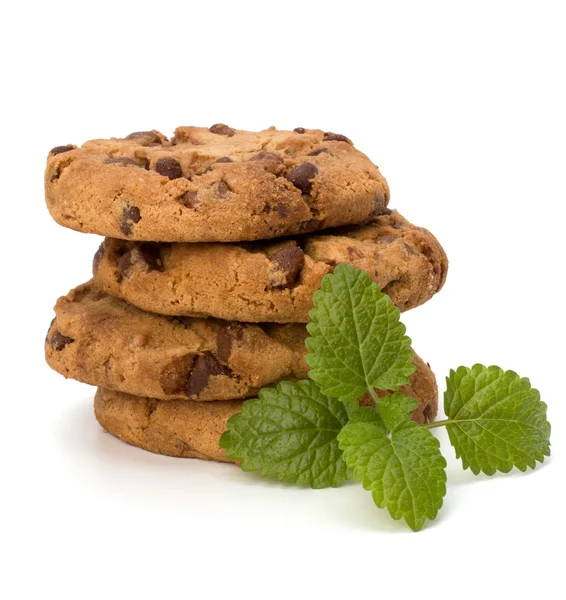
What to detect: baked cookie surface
<box><xmin>45</xmin><ymin>282</ymin><xmax>435</xmax><ymax>404</ymax></box>
<box><xmin>45</xmin><ymin>126</ymin><xmax>389</xmax><ymax>242</ymax></box>
<box><xmin>93</xmin><ymin>210</ymin><xmax>447</xmax><ymax>322</ymax></box>
<box><xmin>94</xmin><ymin>354</ymin><xmax>438</xmax><ymax>462</ymax></box>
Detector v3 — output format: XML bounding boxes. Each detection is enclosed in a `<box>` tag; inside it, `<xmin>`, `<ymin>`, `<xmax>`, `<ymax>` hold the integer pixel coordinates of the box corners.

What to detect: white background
<box><xmin>2</xmin><ymin>1</ymin><xmax>565</xmax><ymax>599</ymax></box>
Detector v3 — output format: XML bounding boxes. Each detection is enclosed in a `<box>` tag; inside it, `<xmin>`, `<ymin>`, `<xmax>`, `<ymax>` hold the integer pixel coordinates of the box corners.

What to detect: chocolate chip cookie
<box><xmin>45</xmin><ymin>282</ymin><xmax>308</xmax><ymax>401</ymax></box>
<box><xmin>94</xmin><ymin>352</ymin><xmax>438</xmax><ymax>461</ymax></box>
<box><xmin>93</xmin><ymin>210</ymin><xmax>447</xmax><ymax>323</ymax></box>
<box><xmin>45</xmin><ymin>126</ymin><xmax>390</xmax><ymax>242</ymax></box>
<box><xmin>45</xmin><ymin>282</ymin><xmax>434</xmax><ymax>404</ymax></box>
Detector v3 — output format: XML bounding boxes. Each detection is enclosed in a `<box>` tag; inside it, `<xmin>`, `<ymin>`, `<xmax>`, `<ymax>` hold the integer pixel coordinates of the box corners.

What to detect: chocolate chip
<box><xmin>186</xmin><ymin>353</ymin><xmax>231</xmax><ymax>397</ymax></box>
<box><xmin>123</xmin><ymin>205</ymin><xmax>141</xmax><ymax>223</ymax></box>
<box><xmin>308</xmin><ymin>147</ymin><xmax>329</xmax><ymax>157</ymax></box>
<box><xmin>45</xmin><ymin>318</ymin><xmax>56</xmax><ymax>342</ymax></box>
<box><xmin>138</xmin><ymin>243</ymin><xmax>164</xmax><ymax>271</ymax></box>
<box><xmin>383</xmin><ymin>208</ymin><xmax>393</xmax><ymax>215</ymax></box>
<box><xmin>119</xmin><ymin>244</ymin><xmax>163</xmax><ymax>275</ymax></box>
<box><xmin>93</xmin><ymin>243</ymin><xmax>105</xmax><ymax>274</ymax></box>
<box><xmin>347</xmin><ymin>246</ymin><xmax>364</xmax><ymax>260</ymax></box>
<box><xmin>379</xmin><ymin>235</ymin><xmax>398</xmax><ymax>243</ymax></box>
<box><xmin>155</xmin><ymin>157</ymin><xmax>183</xmax><ymax>180</ymax></box>
<box><xmin>50</xmin><ymin>332</ymin><xmax>74</xmax><ymax>351</ymax></box>
<box><xmin>323</xmin><ymin>132</ymin><xmax>352</xmax><ymax>144</ymax></box>
<box><xmin>209</xmin><ymin>123</ymin><xmax>235</xmax><ymax>137</ymax></box>
<box><xmin>286</xmin><ymin>163</ymin><xmax>319</xmax><ymax>195</ymax></box>
<box><xmin>299</xmin><ymin>218</ymin><xmax>323</xmax><ymax>232</ymax></box>
<box><xmin>211</xmin><ymin>181</ymin><xmax>230</xmax><ymax>199</ymax></box>
<box><xmin>369</xmin><ymin>199</ymin><xmax>388</xmax><ymax>218</ymax></box>
<box><xmin>121</xmin><ymin>205</ymin><xmax>141</xmax><ymax>236</ymax></box>
<box><xmin>217</xmin><ymin>324</ymin><xmax>244</xmax><ymax>362</ymax></box>
<box><xmin>104</xmin><ymin>156</ymin><xmax>148</xmax><ymax>168</ymax></box>
<box><xmin>249</xmin><ymin>151</ymin><xmax>283</xmax><ymax>163</ymax></box>
<box><xmin>392</xmin><ymin>221</ymin><xmax>404</xmax><ymax>230</ymax></box>
<box><xmin>404</xmin><ymin>243</ymin><xmax>416</xmax><ymax>255</ymax></box>
<box><xmin>155</xmin><ymin>156</ymin><xmax>183</xmax><ymax>179</ymax></box>
<box><xmin>321</xmin><ymin>259</ymin><xmax>338</xmax><ymax>271</ymax></box>
<box><xmin>125</xmin><ymin>131</ymin><xmax>163</xmax><ymax>146</ymax></box>
<box><xmin>294</xmin><ymin>127</ymin><xmax>306</xmax><ymax>134</ymax></box>
<box><xmin>174</xmin><ymin>439</ymin><xmax>191</xmax><ymax>453</ymax></box>
<box><xmin>49</xmin><ymin>145</ymin><xmax>74</xmax><ymax>156</ymax></box>
<box><xmin>276</xmin><ymin>202</ymin><xmax>290</xmax><ymax>218</ymax></box>
<box><xmin>271</xmin><ymin>245</ymin><xmax>305</xmax><ymax>287</ymax></box>
<box><xmin>118</xmin><ymin>250</ymin><xmax>133</xmax><ymax>278</ymax></box>
<box><xmin>160</xmin><ymin>354</ymin><xmax>197</xmax><ymax>395</ymax></box>
<box><xmin>216</xmin><ymin>330</ymin><xmax>232</xmax><ymax>363</ymax></box>
<box><xmin>203</xmin><ymin>156</ymin><xmax>234</xmax><ymax>173</ymax></box>
<box><xmin>179</xmin><ymin>191</ymin><xmax>199</xmax><ymax>208</ymax></box>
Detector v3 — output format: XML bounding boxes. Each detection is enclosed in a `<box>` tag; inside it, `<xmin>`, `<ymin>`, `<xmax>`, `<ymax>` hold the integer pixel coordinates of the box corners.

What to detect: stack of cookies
<box><xmin>44</xmin><ymin>125</ymin><xmax>448</xmax><ymax>462</ymax></box>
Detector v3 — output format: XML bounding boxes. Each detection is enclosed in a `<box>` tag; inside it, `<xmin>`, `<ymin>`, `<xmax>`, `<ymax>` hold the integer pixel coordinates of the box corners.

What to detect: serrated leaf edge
<box><xmin>219</xmin><ymin>380</ymin><xmax>351</xmax><ymax>488</ymax></box>
<box><xmin>443</xmin><ymin>364</ymin><xmax>551</xmax><ymax>475</ymax></box>
<box><xmin>305</xmin><ymin>263</ymin><xmax>416</xmax><ymax>400</ymax></box>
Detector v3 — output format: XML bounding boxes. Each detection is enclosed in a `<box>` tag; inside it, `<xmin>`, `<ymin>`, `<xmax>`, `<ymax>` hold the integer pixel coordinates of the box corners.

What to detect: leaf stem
<box><xmin>423</xmin><ymin>419</ymin><xmax>450</xmax><ymax>430</ymax></box>
<box><xmin>367</xmin><ymin>386</ymin><xmax>380</xmax><ymax>405</ymax></box>
<box><xmin>423</xmin><ymin>416</ymin><xmax>537</xmax><ymax>430</ymax></box>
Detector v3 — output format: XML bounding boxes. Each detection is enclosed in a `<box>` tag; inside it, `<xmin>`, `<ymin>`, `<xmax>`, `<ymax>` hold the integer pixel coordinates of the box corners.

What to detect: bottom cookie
<box><xmin>94</xmin><ymin>358</ymin><xmax>438</xmax><ymax>462</ymax></box>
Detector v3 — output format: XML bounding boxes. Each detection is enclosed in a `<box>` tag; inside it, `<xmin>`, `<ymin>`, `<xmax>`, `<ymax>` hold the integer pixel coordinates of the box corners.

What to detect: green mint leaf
<box><xmin>348</xmin><ymin>406</ymin><xmax>385</xmax><ymax>426</ymax></box>
<box><xmin>305</xmin><ymin>263</ymin><xmax>415</xmax><ymax>404</ymax></box>
<box><xmin>219</xmin><ymin>380</ymin><xmax>353</xmax><ymax>489</ymax></box>
<box><xmin>443</xmin><ymin>365</ymin><xmax>551</xmax><ymax>475</ymax></box>
<box><xmin>338</xmin><ymin>409</ymin><xmax>447</xmax><ymax>532</ymax></box>
<box><xmin>377</xmin><ymin>393</ymin><xmax>420</xmax><ymax>431</ymax></box>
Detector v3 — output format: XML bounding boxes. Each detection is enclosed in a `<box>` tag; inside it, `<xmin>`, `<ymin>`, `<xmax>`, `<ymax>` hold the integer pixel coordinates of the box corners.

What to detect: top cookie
<box><xmin>45</xmin><ymin>125</ymin><xmax>390</xmax><ymax>242</ymax></box>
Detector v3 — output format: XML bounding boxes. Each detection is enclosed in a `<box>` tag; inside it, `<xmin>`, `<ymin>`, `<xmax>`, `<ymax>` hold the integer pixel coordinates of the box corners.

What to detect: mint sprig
<box><xmin>306</xmin><ymin>263</ymin><xmax>415</xmax><ymax>404</ymax></box>
<box><xmin>220</xmin><ymin>265</ymin><xmax>552</xmax><ymax>531</ymax></box>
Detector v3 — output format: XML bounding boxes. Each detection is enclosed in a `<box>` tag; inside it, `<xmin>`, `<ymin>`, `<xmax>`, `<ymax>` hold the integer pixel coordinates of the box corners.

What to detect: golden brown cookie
<box><xmin>94</xmin><ymin>355</ymin><xmax>438</xmax><ymax>462</ymax></box>
<box><xmin>45</xmin><ymin>282</ymin><xmax>435</xmax><ymax>405</ymax></box>
<box><xmin>45</xmin><ymin>126</ymin><xmax>390</xmax><ymax>242</ymax></box>
<box><xmin>93</xmin><ymin>210</ymin><xmax>448</xmax><ymax>323</ymax></box>
<box><xmin>45</xmin><ymin>282</ymin><xmax>308</xmax><ymax>402</ymax></box>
